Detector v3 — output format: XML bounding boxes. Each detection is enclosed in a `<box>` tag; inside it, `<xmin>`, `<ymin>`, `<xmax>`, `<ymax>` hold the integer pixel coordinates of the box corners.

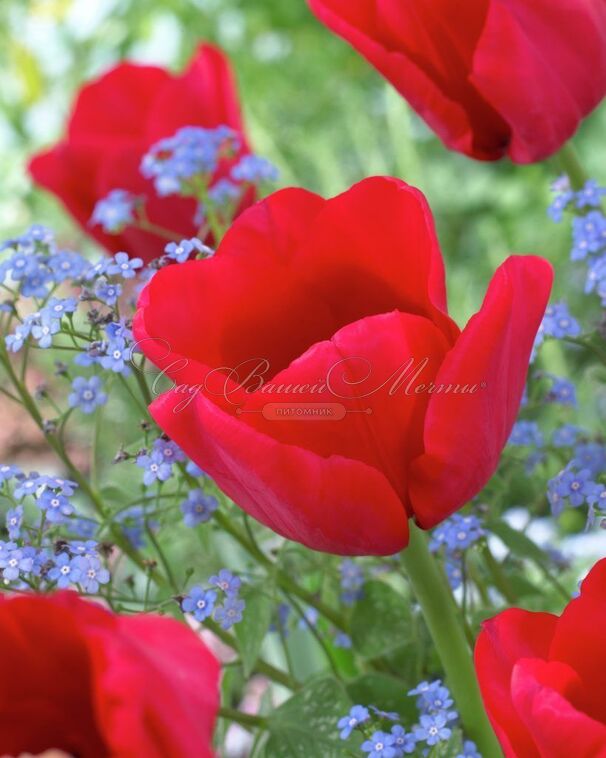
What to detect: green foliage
<box><xmin>260</xmin><ymin>677</ymin><xmax>356</xmax><ymax>758</ymax></box>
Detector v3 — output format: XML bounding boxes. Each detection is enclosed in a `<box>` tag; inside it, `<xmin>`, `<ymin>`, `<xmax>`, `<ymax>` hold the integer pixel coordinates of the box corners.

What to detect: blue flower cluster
<box><xmin>337</xmin><ymin>679</ymin><xmax>477</xmax><ymax>757</ymax></box>
<box><xmin>141</xmin><ymin>126</ymin><xmax>239</xmax><ymax>197</ymax></box>
<box><xmin>180</xmin><ymin>488</ymin><xmax>219</xmax><ymax>527</ymax></box>
<box><xmin>0</xmin><ymin>465</ymin><xmax>110</xmax><ymax>593</ymax></box>
<box><xmin>430</xmin><ymin>514</ymin><xmax>484</xmax><ymax>590</ymax></box>
<box><xmin>181</xmin><ymin>568</ymin><xmax>245</xmax><ymax>630</ymax></box>
<box><xmin>547</xmin><ymin>442</ymin><xmax>606</xmax><ymax>526</ymax></box>
<box><xmin>90</xmin><ymin>189</ymin><xmax>138</xmax><ymax>234</ymax></box>
<box><xmin>532</xmin><ymin>302</ymin><xmax>581</xmax><ymax>361</ymax></box>
<box><xmin>165</xmin><ymin>238</ymin><xmax>214</xmax><ymax>264</ymax></box>
<box><xmin>136</xmin><ymin>438</ymin><xmax>186</xmax><ymax>487</ymax></box>
<box><xmin>0</xmin><ymin>226</ymin><xmax>88</xmax><ymax>304</ymax></box>
<box><xmin>340</xmin><ymin>558</ymin><xmax>365</xmax><ymax>606</ymax></box>
<box><xmin>549</xmin><ymin>178</ymin><xmax>606</xmax><ymax>305</ymax></box>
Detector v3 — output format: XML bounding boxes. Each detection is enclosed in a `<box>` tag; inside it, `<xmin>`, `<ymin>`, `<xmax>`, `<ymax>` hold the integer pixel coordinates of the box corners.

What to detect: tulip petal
<box><xmin>90</xmin><ymin>612</ymin><xmax>220</xmax><ymax>757</ymax></box>
<box><xmin>239</xmin><ymin>311</ymin><xmax>451</xmax><ymax>504</ymax></box>
<box><xmin>149</xmin><ymin>388</ymin><xmax>409</xmax><ymax>555</ymax></box>
<box><xmin>0</xmin><ymin>593</ymin><xmax>109</xmax><ymax>755</ymax></box>
<box><xmin>474</xmin><ymin>608</ymin><xmax>558</xmax><ymax>758</ymax></box>
<box><xmin>308</xmin><ymin>0</ymin><xmax>510</xmax><ymax>159</ymax></box>
<box><xmin>510</xmin><ymin>658</ymin><xmax>606</xmax><ymax>758</ymax></box>
<box><xmin>471</xmin><ymin>0</ymin><xmax>606</xmax><ymax>163</ymax></box>
<box><xmin>67</xmin><ymin>64</ymin><xmax>171</xmax><ymax>142</ymax></box>
<box><xmin>548</xmin><ymin>558</ymin><xmax>606</xmax><ymax>724</ymax></box>
<box><xmin>146</xmin><ymin>43</ymin><xmax>248</xmax><ymax>144</ymax></box>
<box><xmin>28</xmin><ymin>142</ymin><xmax>127</xmax><ymax>254</ymax></box>
<box><xmin>409</xmin><ymin>255</ymin><xmax>552</xmax><ymax>528</ymax></box>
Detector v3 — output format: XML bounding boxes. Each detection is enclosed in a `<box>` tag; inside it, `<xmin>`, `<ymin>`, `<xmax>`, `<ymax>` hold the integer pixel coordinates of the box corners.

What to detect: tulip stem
<box><xmin>555</xmin><ymin>142</ymin><xmax>588</xmax><ymax>191</ymax></box>
<box><xmin>401</xmin><ymin>523</ymin><xmax>503</xmax><ymax>758</ymax></box>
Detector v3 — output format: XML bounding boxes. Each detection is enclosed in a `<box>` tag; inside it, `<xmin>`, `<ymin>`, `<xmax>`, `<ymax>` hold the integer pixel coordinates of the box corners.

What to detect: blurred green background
<box><xmin>1</xmin><ymin>0</ymin><xmax>605</xmax><ymax>337</ymax></box>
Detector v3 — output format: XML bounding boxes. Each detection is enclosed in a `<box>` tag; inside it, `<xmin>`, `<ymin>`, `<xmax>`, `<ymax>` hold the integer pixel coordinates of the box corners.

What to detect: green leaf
<box><xmin>350</xmin><ymin>581</ymin><xmax>411</xmax><ymax>659</ymax></box>
<box><xmin>487</xmin><ymin>520</ymin><xmax>550</xmax><ymax>567</ymax></box>
<box><xmin>235</xmin><ymin>584</ymin><xmax>274</xmax><ymax>677</ymax></box>
<box><xmin>261</xmin><ymin>677</ymin><xmax>356</xmax><ymax>757</ymax></box>
<box><xmin>346</xmin><ymin>673</ymin><xmax>417</xmax><ymax>723</ymax></box>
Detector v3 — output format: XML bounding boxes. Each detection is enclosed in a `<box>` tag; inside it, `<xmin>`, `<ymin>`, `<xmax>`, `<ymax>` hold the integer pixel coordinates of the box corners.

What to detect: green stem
<box><xmin>218</xmin><ymin>707</ymin><xmax>267</xmax><ymax>730</ymax></box>
<box><xmin>555</xmin><ymin>142</ymin><xmax>588</xmax><ymax>190</ymax></box>
<box><xmin>401</xmin><ymin>523</ymin><xmax>503</xmax><ymax>758</ymax></box>
<box><xmin>214</xmin><ymin>509</ymin><xmax>348</xmax><ymax>631</ymax></box>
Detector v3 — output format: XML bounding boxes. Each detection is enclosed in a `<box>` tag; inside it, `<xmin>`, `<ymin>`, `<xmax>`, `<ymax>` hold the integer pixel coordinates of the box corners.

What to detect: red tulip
<box><xmin>475</xmin><ymin>558</ymin><xmax>606</xmax><ymax>757</ymax></box>
<box><xmin>0</xmin><ymin>591</ymin><xmax>220</xmax><ymax>757</ymax></box>
<box><xmin>28</xmin><ymin>44</ymin><xmax>250</xmax><ymax>263</ymax></box>
<box><xmin>308</xmin><ymin>0</ymin><xmax>606</xmax><ymax>163</ymax></box>
<box><xmin>134</xmin><ymin>176</ymin><xmax>552</xmax><ymax>555</ymax></box>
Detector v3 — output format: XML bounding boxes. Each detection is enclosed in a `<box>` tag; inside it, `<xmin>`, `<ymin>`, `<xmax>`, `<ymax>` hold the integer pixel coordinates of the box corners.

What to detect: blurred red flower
<box><xmin>309</xmin><ymin>0</ymin><xmax>606</xmax><ymax>163</ymax></box>
<box><xmin>0</xmin><ymin>591</ymin><xmax>220</xmax><ymax>757</ymax></box>
<box><xmin>28</xmin><ymin>43</ymin><xmax>250</xmax><ymax>262</ymax></box>
<box><xmin>475</xmin><ymin>558</ymin><xmax>606</xmax><ymax>757</ymax></box>
<box><xmin>134</xmin><ymin>176</ymin><xmax>552</xmax><ymax>555</ymax></box>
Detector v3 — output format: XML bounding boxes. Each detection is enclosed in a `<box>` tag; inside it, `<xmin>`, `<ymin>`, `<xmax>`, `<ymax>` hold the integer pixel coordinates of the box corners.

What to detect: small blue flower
<box><xmin>68</xmin><ymin>376</ymin><xmax>108</xmax><ymax>414</ymax></box>
<box><xmin>340</xmin><ymin>558</ymin><xmax>364</xmax><ymax>606</ymax></box>
<box><xmin>186</xmin><ymin>460</ymin><xmax>206</xmax><ymax>477</ymax></box>
<box><xmin>74</xmin><ymin>555</ymin><xmax>110</xmax><ymax>593</ymax></box>
<box><xmin>413</xmin><ymin>713</ymin><xmax>452</xmax><ymax>746</ymax></box>
<box><xmin>36</xmin><ymin>489</ymin><xmax>74</xmax><ymax>523</ymax></box>
<box><xmin>48</xmin><ymin>552</ymin><xmax>82</xmax><ymax>588</ymax></box>
<box><xmin>100</xmin><ymin>338</ymin><xmax>131</xmax><ymax>375</ymax></box>
<box><xmin>390</xmin><ymin>725</ymin><xmax>416</xmax><ymax>755</ymax></box>
<box><xmin>337</xmin><ymin>705</ymin><xmax>370</xmax><ymax>740</ymax></box>
<box><xmin>540</xmin><ymin>302</ymin><xmax>581</xmax><ymax>339</ymax></box>
<box><xmin>547</xmin><ymin>189</ymin><xmax>573</xmax><ymax>222</ymax></box>
<box><xmin>231</xmin><ymin>155</ymin><xmax>279</xmax><ymax>183</ymax></box>
<box><xmin>5</xmin><ymin>506</ymin><xmax>23</xmax><ymax>539</ymax></box>
<box><xmin>67</xmin><ymin>539</ymin><xmax>99</xmax><ymax>556</ymax></box>
<box><xmin>0</xmin><ymin>464</ymin><xmax>22</xmax><ymax>484</ymax></box>
<box><xmin>420</xmin><ymin>684</ymin><xmax>454</xmax><ymax>714</ymax></box>
<box><xmin>180</xmin><ymin>489</ymin><xmax>218</xmax><ymax>527</ymax></box>
<box><xmin>214</xmin><ymin>595</ymin><xmax>246</xmax><ymax>630</ymax></box>
<box><xmin>430</xmin><ymin>514</ymin><xmax>484</xmax><ymax>553</ymax></box>
<box><xmin>575</xmin><ymin>179</ymin><xmax>606</xmax><ymax>210</ymax></box>
<box><xmin>0</xmin><ymin>545</ymin><xmax>34</xmax><ymax>581</ymax></box>
<box><xmin>91</xmin><ymin>190</ymin><xmax>137</xmax><ymax>233</ymax></box>
<box><xmin>182</xmin><ymin>585</ymin><xmax>217</xmax><ymax>622</ymax></box>
<box><xmin>209</xmin><ymin>568</ymin><xmax>241</xmax><ymax>597</ymax></box>
<box><xmin>42</xmin><ymin>296</ymin><xmax>78</xmax><ymax>320</ymax></box>
<box><xmin>48</xmin><ymin>250</ymin><xmax>88</xmax><ymax>282</ymax></box>
<box><xmin>136</xmin><ymin>450</ymin><xmax>174</xmax><ymax>486</ymax></box>
<box><xmin>31</xmin><ymin>317</ymin><xmax>60</xmax><ymax>349</ymax></box>
<box><xmin>36</xmin><ymin>476</ymin><xmax>77</xmax><ymax>496</ymax></box>
<box><xmin>361</xmin><ymin>730</ymin><xmax>397</xmax><ymax>758</ymax></box>
<box><xmin>571</xmin><ymin>442</ymin><xmax>606</xmax><ymax>476</ymax></box>
<box><xmin>107</xmin><ymin>251</ymin><xmax>144</xmax><ymax>279</ymax></box>
<box><xmin>549</xmin><ymin>467</ymin><xmax>595</xmax><ymax>512</ymax></box>
<box><xmin>14</xmin><ymin>473</ymin><xmax>42</xmax><ymax>500</ymax></box>
<box><xmin>208</xmin><ymin>178</ymin><xmax>241</xmax><ymax>205</ymax></box>
<box><xmin>152</xmin><ymin>438</ymin><xmax>186</xmax><ymax>463</ymax></box>
<box><xmin>94</xmin><ymin>279</ymin><xmax>122</xmax><ymax>306</ymax></box>
<box><xmin>552</xmin><ymin>424</ymin><xmax>582</xmax><ymax>448</ymax></box>
<box><xmin>457</xmin><ymin>740</ymin><xmax>482</xmax><ymax>758</ymax></box>
<box><xmin>164</xmin><ymin>238</ymin><xmax>212</xmax><ymax>263</ymax></box>
<box><xmin>369</xmin><ymin>705</ymin><xmax>400</xmax><ymax>722</ymax></box>
<box><xmin>445</xmin><ymin>557</ymin><xmax>464</xmax><ymax>590</ymax></box>
<box><xmin>297</xmin><ymin>606</ymin><xmax>319</xmax><ymax>630</ymax></box>
<box><xmin>334</xmin><ymin>632</ymin><xmax>352</xmax><ymax>648</ymax></box>
<box><xmin>545</xmin><ymin>376</ymin><xmax>576</xmax><ymax>407</ymax></box>
<box><xmin>508</xmin><ymin>420</ymin><xmax>544</xmax><ymax>447</ymax></box>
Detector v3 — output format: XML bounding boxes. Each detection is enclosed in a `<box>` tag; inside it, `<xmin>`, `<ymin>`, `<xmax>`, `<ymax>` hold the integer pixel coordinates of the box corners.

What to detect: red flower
<box><xmin>134</xmin><ymin>177</ymin><xmax>552</xmax><ymax>555</ymax></box>
<box><xmin>475</xmin><ymin>558</ymin><xmax>606</xmax><ymax>757</ymax></box>
<box><xmin>308</xmin><ymin>0</ymin><xmax>606</xmax><ymax>163</ymax></box>
<box><xmin>28</xmin><ymin>44</ymin><xmax>250</xmax><ymax>262</ymax></box>
<box><xmin>0</xmin><ymin>591</ymin><xmax>220</xmax><ymax>757</ymax></box>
